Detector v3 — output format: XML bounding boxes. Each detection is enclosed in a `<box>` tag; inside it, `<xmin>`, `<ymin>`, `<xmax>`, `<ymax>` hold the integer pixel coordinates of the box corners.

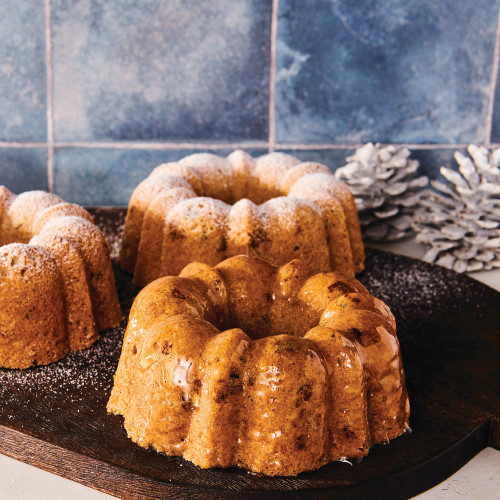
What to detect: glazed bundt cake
<box><xmin>0</xmin><ymin>187</ymin><xmax>122</xmax><ymax>368</ymax></box>
<box><xmin>120</xmin><ymin>150</ymin><xmax>365</xmax><ymax>287</ymax></box>
<box><xmin>108</xmin><ymin>255</ymin><xmax>410</xmax><ymax>476</ymax></box>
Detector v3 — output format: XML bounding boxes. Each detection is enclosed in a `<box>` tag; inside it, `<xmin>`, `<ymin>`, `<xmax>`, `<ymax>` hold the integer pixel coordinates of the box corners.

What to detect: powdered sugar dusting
<box><xmin>90</xmin><ymin>207</ymin><xmax>125</xmax><ymax>261</ymax></box>
<box><xmin>0</xmin><ymin>326</ymin><xmax>124</xmax><ymax>406</ymax></box>
<box><xmin>289</xmin><ymin>173</ymin><xmax>350</xmax><ymax>202</ymax></box>
<box><xmin>9</xmin><ymin>191</ymin><xmax>63</xmax><ymax>216</ymax></box>
<box><xmin>360</xmin><ymin>248</ymin><xmax>493</xmax><ymax>329</ymax></box>
<box><xmin>259</xmin><ymin>196</ymin><xmax>321</xmax><ymax>227</ymax></box>
<box><xmin>178</xmin><ymin>153</ymin><xmax>233</xmax><ymax>202</ymax></box>
<box><xmin>0</xmin><ymin>211</ymin><xmax>132</xmax><ymax>410</ymax></box>
<box><xmin>0</xmin><ymin>242</ymin><xmax>59</xmax><ymax>277</ymax></box>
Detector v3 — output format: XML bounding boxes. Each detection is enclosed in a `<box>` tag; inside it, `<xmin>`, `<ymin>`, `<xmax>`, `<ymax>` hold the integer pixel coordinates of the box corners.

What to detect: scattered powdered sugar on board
<box><xmin>360</xmin><ymin>248</ymin><xmax>492</xmax><ymax>327</ymax></box>
<box><xmin>0</xmin><ymin>326</ymin><xmax>125</xmax><ymax>407</ymax></box>
<box><xmin>0</xmin><ymin>209</ymin><xmax>133</xmax><ymax>415</ymax></box>
<box><xmin>89</xmin><ymin>207</ymin><xmax>125</xmax><ymax>261</ymax></box>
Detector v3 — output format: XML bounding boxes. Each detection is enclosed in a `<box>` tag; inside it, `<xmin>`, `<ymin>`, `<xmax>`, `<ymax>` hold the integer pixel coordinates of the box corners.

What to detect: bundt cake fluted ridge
<box><xmin>108</xmin><ymin>255</ymin><xmax>410</xmax><ymax>476</ymax></box>
<box><xmin>120</xmin><ymin>150</ymin><xmax>365</xmax><ymax>287</ymax></box>
<box><xmin>0</xmin><ymin>187</ymin><xmax>122</xmax><ymax>368</ymax></box>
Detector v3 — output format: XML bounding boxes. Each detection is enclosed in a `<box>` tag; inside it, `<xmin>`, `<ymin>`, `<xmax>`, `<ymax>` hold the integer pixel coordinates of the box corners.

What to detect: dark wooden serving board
<box><xmin>0</xmin><ymin>208</ymin><xmax>499</xmax><ymax>499</ymax></box>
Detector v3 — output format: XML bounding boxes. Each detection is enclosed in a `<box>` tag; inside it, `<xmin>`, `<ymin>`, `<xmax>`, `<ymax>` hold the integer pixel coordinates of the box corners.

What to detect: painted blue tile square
<box><xmin>0</xmin><ymin>148</ymin><xmax>48</xmax><ymax>192</ymax></box>
<box><xmin>0</xmin><ymin>1</ymin><xmax>47</xmax><ymax>142</ymax></box>
<box><xmin>53</xmin><ymin>147</ymin><xmax>269</xmax><ymax>206</ymax></box>
<box><xmin>276</xmin><ymin>0</ymin><xmax>498</xmax><ymax>144</ymax></box>
<box><xmin>51</xmin><ymin>0</ymin><xmax>271</xmax><ymax>142</ymax></box>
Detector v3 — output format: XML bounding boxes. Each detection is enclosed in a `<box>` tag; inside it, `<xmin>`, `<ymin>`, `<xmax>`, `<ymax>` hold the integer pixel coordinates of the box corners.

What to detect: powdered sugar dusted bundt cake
<box><xmin>0</xmin><ymin>187</ymin><xmax>122</xmax><ymax>368</ymax></box>
<box><xmin>120</xmin><ymin>150</ymin><xmax>365</xmax><ymax>287</ymax></box>
<box><xmin>108</xmin><ymin>255</ymin><xmax>410</xmax><ymax>476</ymax></box>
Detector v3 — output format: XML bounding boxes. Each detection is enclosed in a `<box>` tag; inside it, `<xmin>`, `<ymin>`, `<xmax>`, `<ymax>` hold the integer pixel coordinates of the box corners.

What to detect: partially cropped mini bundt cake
<box><xmin>0</xmin><ymin>187</ymin><xmax>122</xmax><ymax>369</ymax></box>
<box><xmin>120</xmin><ymin>150</ymin><xmax>365</xmax><ymax>287</ymax></box>
<box><xmin>108</xmin><ymin>255</ymin><xmax>409</xmax><ymax>476</ymax></box>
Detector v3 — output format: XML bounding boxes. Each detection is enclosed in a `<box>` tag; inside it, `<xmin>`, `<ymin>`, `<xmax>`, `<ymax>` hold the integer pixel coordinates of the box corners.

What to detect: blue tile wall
<box><xmin>275</xmin><ymin>0</ymin><xmax>498</xmax><ymax>144</ymax></box>
<box><xmin>278</xmin><ymin>148</ymin><xmax>467</xmax><ymax>182</ymax></box>
<box><xmin>0</xmin><ymin>0</ymin><xmax>47</xmax><ymax>142</ymax></box>
<box><xmin>0</xmin><ymin>0</ymin><xmax>499</xmax><ymax>206</ymax></box>
<box><xmin>53</xmin><ymin>147</ymin><xmax>267</xmax><ymax>205</ymax></box>
<box><xmin>0</xmin><ymin>148</ymin><xmax>48</xmax><ymax>192</ymax></box>
<box><xmin>51</xmin><ymin>0</ymin><xmax>271</xmax><ymax>142</ymax></box>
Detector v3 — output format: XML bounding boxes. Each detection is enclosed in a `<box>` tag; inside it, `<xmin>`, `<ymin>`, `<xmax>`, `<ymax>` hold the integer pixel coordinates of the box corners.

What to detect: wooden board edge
<box><xmin>0</xmin><ymin>425</ymin><xmax>212</xmax><ymax>499</ymax></box>
<box><xmin>0</xmin><ymin>420</ymin><xmax>494</xmax><ymax>499</ymax></box>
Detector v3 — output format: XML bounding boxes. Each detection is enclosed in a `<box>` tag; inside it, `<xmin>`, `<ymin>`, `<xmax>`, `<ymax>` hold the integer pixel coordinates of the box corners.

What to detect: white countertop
<box><xmin>1</xmin><ymin>238</ymin><xmax>498</xmax><ymax>499</ymax></box>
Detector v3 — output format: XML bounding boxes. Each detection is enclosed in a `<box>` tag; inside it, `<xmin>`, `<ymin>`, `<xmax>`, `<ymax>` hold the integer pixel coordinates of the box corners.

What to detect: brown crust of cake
<box><xmin>0</xmin><ymin>187</ymin><xmax>122</xmax><ymax>369</ymax></box>
<box><xmin>108</xmin><ymin>255</ymin><xmax>409</xmax><ymax>477</ymax></box>
<box><xmin>119</xmin><ymin>150</ymin><xmax>366</xmax><ymax>288</ymax></box>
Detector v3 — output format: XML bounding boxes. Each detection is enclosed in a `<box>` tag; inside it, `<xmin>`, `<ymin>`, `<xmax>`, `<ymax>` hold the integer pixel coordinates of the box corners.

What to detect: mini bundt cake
<box><xmin>108</xmin><ymin>255</ymin><xmax>409</xmax><ymax>476</ymax></box>
<box><xmin>0</xmin><ymin>187</ymin><xmax>122</xmax><ymax>368</ymax></box>
<box><xmin>120</xmin><ymin>150</ymin><xmax>365</xmax><ymax>287</ymax></box>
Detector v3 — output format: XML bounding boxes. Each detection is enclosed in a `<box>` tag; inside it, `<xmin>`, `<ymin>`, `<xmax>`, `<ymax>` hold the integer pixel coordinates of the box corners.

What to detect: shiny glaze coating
<box><xmin>0</xmin><ymin>187</ymin><xmax>122</xmax><ymax>368</ymax></box>
<box><xmin>120</xmin><ymin>150</ymin><xmax>365</xmax><ymax>287</ymax></box>
<box><xmin>108</xmin><ymin>255</ymin><xmax>409</xmax><ymax>476</ymax></box>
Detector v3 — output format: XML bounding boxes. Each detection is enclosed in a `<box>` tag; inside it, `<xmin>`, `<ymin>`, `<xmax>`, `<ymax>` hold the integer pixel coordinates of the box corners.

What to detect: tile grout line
<box><xmin>485</xmin><ymin>5</ymin><xmax>500</xmax><ymax>146</ymax></box>
<box><xmin>43</xmin><ymin>141</ymin><xmax>270</xmax><ymax>150</ymax></box>
<box><xmin>0</xmin><ymin>141</ymin><xmax>494</xmax><ymax>150</ymax></box>
<box><xmin>268</xmin><ymin>0</ymin><xmax>279</xmax><ymax>153</ymax></box>
<box><xmin>0</xmin><ymin>142</ymin><xmax>49</xmax><ymax>148</ymax></box>
<box><xmin>276</xmin><ymin>143</ymin><xmax>474</xmax><ymax>151</ymax></box>
<box><xmin>45</xmin><ymin>0</ymin><xmax>55</xmax><ymax>192</ymax></box>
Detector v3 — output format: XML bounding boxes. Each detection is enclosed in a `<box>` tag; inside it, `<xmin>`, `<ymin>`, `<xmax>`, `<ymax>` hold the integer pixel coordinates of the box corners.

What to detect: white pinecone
<box><xmin>335</xmin><ymin>142</ymin><xmax>428</xmax><ymax>241</ymax></box>
<box><xmin>413</xmin><ymin>144</ymin><xmax>500</xmax><ymax>273</ymax></box>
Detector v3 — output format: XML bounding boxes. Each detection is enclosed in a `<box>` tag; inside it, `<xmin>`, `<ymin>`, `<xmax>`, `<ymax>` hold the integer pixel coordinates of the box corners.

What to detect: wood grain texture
<box><xmin>0</xmin><ymin>207</ymin><xmax>498</xmax><ymax>499</ymax></box>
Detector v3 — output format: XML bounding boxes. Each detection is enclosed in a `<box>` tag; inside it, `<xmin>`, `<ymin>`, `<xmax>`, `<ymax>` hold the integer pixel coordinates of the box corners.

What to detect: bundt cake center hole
<box><xmin>220</xmin><ymin>311</ymin><xmax>317</xmax><ymax>341</ymax></box>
